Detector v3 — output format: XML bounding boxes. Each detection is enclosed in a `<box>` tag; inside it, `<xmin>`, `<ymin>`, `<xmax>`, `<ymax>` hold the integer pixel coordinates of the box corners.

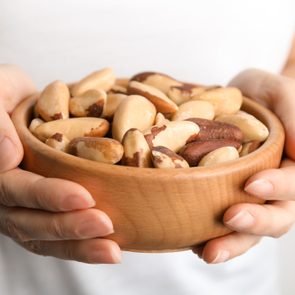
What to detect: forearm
<box><xmin>282</xmin><ymin>62</ymin><xmax>295</xmax><ymax>79</ymax></box>
<box><xmin>282</xmin><ymin>35</ymin><xmax>295</xmax><ymax>79</ymax></box>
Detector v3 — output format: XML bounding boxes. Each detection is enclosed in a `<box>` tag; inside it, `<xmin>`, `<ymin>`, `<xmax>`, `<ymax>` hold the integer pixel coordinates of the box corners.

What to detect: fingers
<box><xmin>229</xmin><ymin>69</ymin><xmax>295</xmax><ymax>160</ymax></box>
<box><xmin>195</xmin><ymin>70</ymin><xmax>295</xmax><ymax>264</ymax></box>
<box><xmin>19</xmin><ymin>238</ymin><xmax>121</xmax><ymax>264</ymax></box>
<box><xmin>244</xmin><ymin>163</ymin><xmax>295</xmax><ymax>201</ymax></box>
<box><xmin>0</xmin><ymin>168</ymin><xmax>96</xmax><ymax>211</ymax></box>
<box><xmin>0</xmin><ymin>64</ymin><xmax>36</xmax><ymax>112</ymax></box>
<box><xmin>228</xmin><ymin>68</ymin><xmax>295</xmax><ymax>112</ymax></box>
<box><xmin>0</xmin><ymin>64</ymin><xmax>36</xmax><ymax>171</ymax></box>
<box><xmin>0</xmin><ymin>105</ymin><xmax>23</xmax><ymax>171</ymax></box>
<box><xmin>223</xmin><ymin>201</ymin><xmax>295</xmax><ymax>238</ymax></box>
<box><xmin>193</xmin><ymin>232</ymin><xmax>261</xmax><ymax>264</ymax></box>
<box><xmin>0</xmin><ymin>207</ymin><xmax>113</xmax><ymax>242</ymax></box>
<box><xmin>0</xmin><ymin>65</ymin><xmax>120</xmax><ymax>265</ymax></box>
<box><xmin>0</xmin><ymin>168</ymin><xmax>116</xmax><ymax>264</ymax></box>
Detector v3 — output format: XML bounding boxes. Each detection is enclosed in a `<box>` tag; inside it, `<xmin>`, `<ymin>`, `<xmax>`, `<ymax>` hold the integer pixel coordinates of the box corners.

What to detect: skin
<box><xmin>194</xmin><ymin>35</ymin><xmax>295</xmax><ymax>263</ymax></box>
<box><xmin>1</xmin><ymin>35</ymin><xmax>295</xmax><ymax>265</ymax></box>
<box><xmin>0</xmin><ymin>65</ymin><xmax>120</xmax><ymax>264</ymax></box>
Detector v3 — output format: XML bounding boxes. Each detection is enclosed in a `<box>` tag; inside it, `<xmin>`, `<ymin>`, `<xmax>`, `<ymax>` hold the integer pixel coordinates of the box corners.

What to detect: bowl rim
<box><xmin>12</xmin><ymin>93</ymin><xmax>285</xmax><ymax>179</ymax></box>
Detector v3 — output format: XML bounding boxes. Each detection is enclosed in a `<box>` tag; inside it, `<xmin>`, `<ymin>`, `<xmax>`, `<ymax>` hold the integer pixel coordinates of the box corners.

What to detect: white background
<box><xmin>279</xmin><ymin>228</ymin><xmax>295</xmax><ymax>294</ymax></box>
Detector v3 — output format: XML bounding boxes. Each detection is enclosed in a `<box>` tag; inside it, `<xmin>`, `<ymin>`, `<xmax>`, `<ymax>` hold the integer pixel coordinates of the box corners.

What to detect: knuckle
<box><xmin>27</xmin><ymin>179</ymin><xmax>48</xmax><ymax>209</ymax></box>
<box><xmin>6</xmin><ymin>220</ymin><xmax>30</xmax><ymax>242</ymax></box>
<box><xmin>63</xmin><ymin>243</ymin><xmax>76</xmax><ymax>261</ymax></box>
<box><xmin>48</xmin><ymin>217</ymin><xmax>66</xmax><ymax>239</ymax></box>
<box><xmin>0</xmin><ymin>209</ymin><xmax>30</xmax><ymax>242</ymax></box>
<box><xmin>22</xmin><ymin>240</ymin><xmax>45</xmax><ymax>256</ymax></box>
<box><xmin>0</xmin><ymin>176</ymin><xmax>12</xmax><ymax>206</ymax></box>
<box><xmin>28</xmin><ymin>178</ymin><xmax>62</xmax><ymax>212</ymax></box>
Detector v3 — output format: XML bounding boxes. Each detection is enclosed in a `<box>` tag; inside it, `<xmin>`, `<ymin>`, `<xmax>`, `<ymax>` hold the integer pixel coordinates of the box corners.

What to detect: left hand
<box><xmin>193</xmin><ymin>69</ymin><xmax>295</xmax><ymax>263</ymax></box>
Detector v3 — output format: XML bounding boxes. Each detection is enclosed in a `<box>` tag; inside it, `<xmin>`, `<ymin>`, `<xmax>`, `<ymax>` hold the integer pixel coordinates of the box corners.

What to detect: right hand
<box><xmin>0</xmin><ymin>65</ymin><xmax>121</xmax><ymax>264</ymax></box>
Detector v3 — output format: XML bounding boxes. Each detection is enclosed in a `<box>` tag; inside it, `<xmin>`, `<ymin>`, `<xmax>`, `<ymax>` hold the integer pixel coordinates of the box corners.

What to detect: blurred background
<box><xmin>279</xmin><ymin>227</ymin><xmax>295</xmax><ymax>294</ymax></box>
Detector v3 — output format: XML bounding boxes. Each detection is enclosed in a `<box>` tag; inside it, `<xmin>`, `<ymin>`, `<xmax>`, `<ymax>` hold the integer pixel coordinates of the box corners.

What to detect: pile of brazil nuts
<box><xmin>29</xmin><ymin>68</ymin><xmax>269</xmax><ymax>168</ymax></box>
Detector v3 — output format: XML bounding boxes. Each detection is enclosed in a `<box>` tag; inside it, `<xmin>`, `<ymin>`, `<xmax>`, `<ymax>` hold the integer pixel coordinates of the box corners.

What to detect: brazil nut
<box><xmin>68</xmin><ymin>137</ymin><xmax>123</xmax><ymax>164</ymax></box>
<box><xmin>35</xmin><ymin>80</ymin><xmax>70</xmax><ymax>121</ymax></box>
<box><xmin>152</xmin><ymin>146</ymin><xmax>189</xmax><ymax>168</ymax></box>
<box><xmin>112</xmin><ymin>95</ymin><xmax>156</xmax><ymax>142</ymax></box>
<box><xmin>34</xmin><ymin>117</ymin><xmax>109</xmax><ymax>142</ymax></box>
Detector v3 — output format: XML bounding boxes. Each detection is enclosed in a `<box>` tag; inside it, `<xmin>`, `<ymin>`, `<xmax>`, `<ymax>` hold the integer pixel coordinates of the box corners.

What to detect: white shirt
<box><xmin>0</xmin><ymin>0</ymin><xmax>294</xmax><ymax>294</ymax></box>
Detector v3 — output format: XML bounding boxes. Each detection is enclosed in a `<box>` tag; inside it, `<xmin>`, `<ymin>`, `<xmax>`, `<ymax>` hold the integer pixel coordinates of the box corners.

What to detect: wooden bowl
<box><xmin>12</xmin><ymin>94</ymin><xmax>285</xmax><ymax>252</ymax></box>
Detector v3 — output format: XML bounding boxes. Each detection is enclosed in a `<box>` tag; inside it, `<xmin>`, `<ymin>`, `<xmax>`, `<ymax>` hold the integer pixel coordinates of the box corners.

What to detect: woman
<box><xmin>0</xmin><ymin>0</ymin><xmax>294</xmax><ymax>294</ymax></box>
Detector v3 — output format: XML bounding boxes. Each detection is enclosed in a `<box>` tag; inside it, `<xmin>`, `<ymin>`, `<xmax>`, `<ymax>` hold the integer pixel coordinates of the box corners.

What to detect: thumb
<box><xmin>0</xmin><ymin>64</ymin><xmax>36</xmax><ymax>113</ymax></box>
<box><xmin>229</xmin><ymin>68</ymin><xmax>295</xmax><ymax>160</ymax></box>
<box><xmin>0</xmin><ymin>106</ymin><xmax>24</xmax><ymax>171</ymax></box>
<box><xmin>0</xmin><ymin>64</ymin><xmax>36</xmax><ymax>171</ymax></box>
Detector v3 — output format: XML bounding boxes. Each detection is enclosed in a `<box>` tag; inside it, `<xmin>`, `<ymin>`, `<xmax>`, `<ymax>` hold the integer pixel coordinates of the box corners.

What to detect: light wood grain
<box><xmin>12</xmin><ymin>94</ymin><xmax>285</xmax><ymax>252</ymax></box>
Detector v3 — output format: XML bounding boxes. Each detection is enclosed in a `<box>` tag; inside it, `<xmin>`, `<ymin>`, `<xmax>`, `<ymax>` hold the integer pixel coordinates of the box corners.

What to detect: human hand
<box><xmin>0</xmin><ymin>65</ymin><xmax>121</xmax><ymax>264</ymax></box>
<box><xmin>193</xmin><ymin>69</ymin><xmax>295</xmax><ymax>263</ymax></box>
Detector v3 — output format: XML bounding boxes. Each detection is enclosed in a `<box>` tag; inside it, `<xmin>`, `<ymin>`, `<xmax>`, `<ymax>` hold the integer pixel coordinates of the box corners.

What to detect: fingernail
<box><xmin>211</xmin><ymin>250</ymin><xmax>230</xmax><ymax>263</ymax></box>
<box><xmin>60</xmin><ymin>195</ymin><xmax>96</xmax><ymax>211</ymax></box>
<box><xmin>245</xmin><ymin>179</ymin><xmax>274</xmax><ymax>197</ymax></box>
<box><xmin>92</xmin><ymin>248</ymin><xmax>121</xmax><ymax>264</ymax></box>
<box><xmin>77</xmin><ymin>216</ymin><xmax>114</xmax><ymax>238</ymax></box>
<box><xmin>225</xmin><ymin>210</ymin><xmax>255</xmax><ymax>229</ymax></box>
<box><xmin>0</xmin><ymin>135</ymin><xmax>17</xmax><ymax>169</ymax></box>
